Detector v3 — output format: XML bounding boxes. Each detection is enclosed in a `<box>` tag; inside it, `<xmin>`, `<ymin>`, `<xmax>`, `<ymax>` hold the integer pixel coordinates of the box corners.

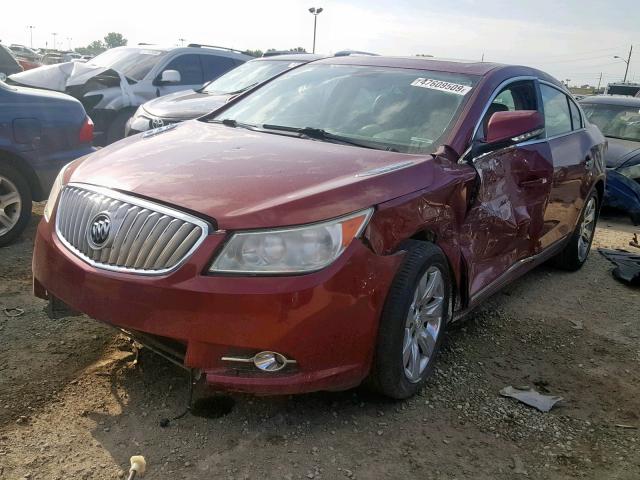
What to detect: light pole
<box><xmin>52</xmin><ymin>32</ymin><xmax>58</xmax><ymax>50</ymax></box>
<box><xmin>614</xmin><ymin>44</ymin><xmax>633</xmax><ymax>83</ymax></box>
<box><xmin>178</xmin><ymin>38</ymin><xmax>186</xmax><ymax>47</ymax></box>
<box><xmin>308</xmin><ymin>7</ymin><xmax>323</xmax><ymax>54</ymax></box>
<box><xmin>27</xmin><ymin>25</ymin><xmax>35</xmax><ymax>48</ymax></box>
<box><xmin>67</xmin><ymin>37</ymin><xmax>72</xmax><ymax>50</ymax></box>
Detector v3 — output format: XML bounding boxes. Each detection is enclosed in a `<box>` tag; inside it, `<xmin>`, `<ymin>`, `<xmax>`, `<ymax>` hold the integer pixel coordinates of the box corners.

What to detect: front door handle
<box><xmin>519</xmin><ymin>177</ymin><xmax>548</xmax><ymax>188</ymax></box>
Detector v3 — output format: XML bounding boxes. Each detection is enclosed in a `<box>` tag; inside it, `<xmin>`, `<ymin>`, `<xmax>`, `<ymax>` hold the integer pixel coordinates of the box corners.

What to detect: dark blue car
<box><xmin>580</xmin><ymin>95</ymin><xmax>640</xmax><ymax>224</ymax></box>
<box><xmin>0</xmin><ymin>81</ymin><xmax>95</xmax><ymax>246</ymax></box>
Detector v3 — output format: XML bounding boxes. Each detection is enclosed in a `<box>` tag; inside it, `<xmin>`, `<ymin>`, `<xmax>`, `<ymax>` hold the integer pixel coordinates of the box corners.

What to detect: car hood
<box><xmin>67</xmin><ymin>120</ymin><xmax>442</xmax><ymax>230</ymax></box>
<box><xmin>143</xmin><ymin>90</ymin><xmax>229</xmax><ymax>120</ymax></box>
<box><xmin>605</xmin><ymin>137</ymin><xmax>640</xmax><ymax>168</ymax></box>
<box><xmin>8</xmin><ymin>61</ymin><xmax>126</xmax><ymax>92</ymax></box>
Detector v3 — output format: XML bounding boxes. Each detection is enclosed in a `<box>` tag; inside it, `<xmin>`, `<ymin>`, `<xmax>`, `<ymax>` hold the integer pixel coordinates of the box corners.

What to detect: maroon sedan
<box><xmin>33</xmin><ymin>56</ymin><xmax>605</xmax><ymax>399</ymax></box>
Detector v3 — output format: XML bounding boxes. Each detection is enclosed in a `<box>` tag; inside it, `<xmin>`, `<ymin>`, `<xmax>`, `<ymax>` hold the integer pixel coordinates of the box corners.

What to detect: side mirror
<box><xmin>485</xmin><ymin>110</ymin><xmax>544</xmax><ymax>144</ymax></box>
<box><xmin>158</xmin><ymin>69</ymin><xmax>181</xmax><ymax>84</ymax></box>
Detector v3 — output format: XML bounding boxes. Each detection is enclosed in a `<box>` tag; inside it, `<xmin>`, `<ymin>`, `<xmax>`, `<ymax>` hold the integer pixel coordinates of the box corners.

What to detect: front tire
<box><xmin>371</xmin><ymin>240</ymin><xmax>451</xmax><ymax>399</ymax></box>
<box><xmin>551</xmin><ymin>191</ymin><xmax>598</xmax><ymax>271</ymax></box>
<box><xmin>0</xmin><ymin>163</ymin><xmax>32</xmax><ymax>247</ymax></box>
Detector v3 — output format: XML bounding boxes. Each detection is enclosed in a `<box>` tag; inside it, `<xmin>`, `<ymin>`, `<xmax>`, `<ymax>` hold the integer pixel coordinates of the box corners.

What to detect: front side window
<box><xmin>581</xmin><ymin>102</ymin><xmax>640</xmax><ymax>142</ymax></box>
<box><xmin>202</xmin><ymin>60</ymin><xmax>305</xmax><ymax>95</ymax></box>
<box><xmin>163</xmin><ymin>54</ymin><xmax>204</xmax><ymax>85</ymax></box>
<box><xmin>541</xmin><ymin>84</ymin><xmax>572</xmax><ymax>137</ymax></box>
<box><xmin>479</xmin><ymin>80</ymin><xmax>538</xmax><ymax>139</ymax></box>
<box><xmin>212</xmin><ymin>64</ymin><xmax>479</xmax><ymax>154</ymax></box>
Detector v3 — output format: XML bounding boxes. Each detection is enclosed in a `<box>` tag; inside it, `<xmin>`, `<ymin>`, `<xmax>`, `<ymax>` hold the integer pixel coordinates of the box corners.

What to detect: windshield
<box><xmin>203</xmin><ymin>60</ymin><xmax>304</xmax><ymax>95</ymax></box>
<box><xmin>582</xmin><ymin>103</ymin><xmax>640</xmax><ymax>142</ymax></box>
<box><xmin>213</xmin><ymin>64</ymin><xmax>478</xmax><ymax>154</ymax></box>
<box><xmin>88</xmin><ymin>48</ymin><xmax>166</xmax><ymax>81</ymax></box>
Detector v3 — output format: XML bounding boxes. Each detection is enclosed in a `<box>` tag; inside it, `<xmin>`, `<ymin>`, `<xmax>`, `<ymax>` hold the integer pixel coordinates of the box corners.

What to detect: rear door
<box><xmin>460</xmin><ymin>78</ymin><xmax>554</xmax><ymax>299</ymax></box>
<box><xmin>538</xmin><ymin>83</ymin><xmax>595</xmax><ymax>249</ymax></box>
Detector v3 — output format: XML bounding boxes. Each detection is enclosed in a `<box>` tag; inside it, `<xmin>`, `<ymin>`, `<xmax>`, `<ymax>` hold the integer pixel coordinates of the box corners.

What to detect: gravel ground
<box><xmin>0</xmin><ymin>206</ymin><xmax>639</xmax><ymax>479</ymax></box>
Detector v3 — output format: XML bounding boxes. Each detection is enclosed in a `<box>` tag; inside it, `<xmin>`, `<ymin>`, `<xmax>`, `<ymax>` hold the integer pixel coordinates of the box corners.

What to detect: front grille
<box><xmin>55</xmin><ymin>184</ymin><xmax>209</xmax><ymax>275</ymax></box>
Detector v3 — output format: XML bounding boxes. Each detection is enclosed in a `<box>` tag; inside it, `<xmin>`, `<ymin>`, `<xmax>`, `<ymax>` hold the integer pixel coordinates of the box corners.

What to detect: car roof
<box><xmin>578</xmin><ymin>94</ymin><xmax>640</xmax><ymax>106</ymax></box>
<box><xmin>252</xmin><ymin>53</ymin><xmax>325</xmax><ymax>62</ymax></box>
<box><xmin>131</xmin><ymin>44</ymin><xmax>251</xmax><ymax>60</ymax></box>
<box><xmin>311</xmin><ymin>55</ymin><xmax>563</xmax><ymax>84</ymax></box>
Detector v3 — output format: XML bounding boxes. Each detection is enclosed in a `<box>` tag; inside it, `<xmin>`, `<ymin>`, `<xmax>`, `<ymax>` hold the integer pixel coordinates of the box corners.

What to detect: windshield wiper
<box><xmin>226</xmin><ymin>82</ymin><xmax>259</xmax><ymax>96</ymax></box>
<box><xmin>210</xmin><ymin>118</ymin><xmax>258</xmax><ymax>130</ymax></box>
<box><xmin>261</xmin><ymin>124</ymin><xmax>387</xmax><ymax>150</ymax></box>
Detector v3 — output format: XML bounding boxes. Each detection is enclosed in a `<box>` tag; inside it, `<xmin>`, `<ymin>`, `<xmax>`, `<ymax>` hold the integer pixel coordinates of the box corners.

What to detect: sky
<box><xmin>2</xmin><ymin>0</ymin><xmax>638</xmax><ymax>86</ymax></box>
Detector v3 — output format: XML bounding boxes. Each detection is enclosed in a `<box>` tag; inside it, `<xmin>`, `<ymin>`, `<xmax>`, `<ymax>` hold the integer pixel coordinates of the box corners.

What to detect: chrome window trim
<box><xmin>55</xmin><ymin>183</ymin><xmax>212</xmax><ymax>276</ymax></box>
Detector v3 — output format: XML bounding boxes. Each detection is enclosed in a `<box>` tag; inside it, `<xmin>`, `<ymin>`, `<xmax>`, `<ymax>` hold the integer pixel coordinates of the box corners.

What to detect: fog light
<box><xmin>254</xmin><ymin>351</ymin><xmax>288</xmax><ymax>372</ymax></box>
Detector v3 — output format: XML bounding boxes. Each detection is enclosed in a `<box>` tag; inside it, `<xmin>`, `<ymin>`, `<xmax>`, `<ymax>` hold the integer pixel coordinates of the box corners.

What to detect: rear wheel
<box><xmin>370</xmin><ymin>240</ymin><xmax>451</xmax><ymax>399</ymax></box>
<box><xmin>0</xmin><ymin>163</ymin><xmax>32</xmax><ymax>247</ymax></box>
<box><xmin>551</xmin><ymin>191</ymin><xmax>598</xmax><ymax>271</ymax></box>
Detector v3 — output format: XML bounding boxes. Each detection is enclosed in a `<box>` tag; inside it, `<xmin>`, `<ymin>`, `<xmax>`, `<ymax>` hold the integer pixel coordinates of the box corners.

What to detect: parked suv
<box><xmin>0</xmin><ymin>81</ymin><xmax>94</xmax><ymax>246</ymax></box>
<box><xmin>0</xmin><ymin>45</ymin><xmax>22</xmax><ymax>81</ymax></box>
<box><xmin>34</xmin><ymin>57</ymin><xmax>605</xmax><ymax>398</ymax></box>
<box><xmin>126</xmin><ymin>54</ymin><xmax>323</xmax><ymax>136</ymax></box>
<box><xmin>9</xmin><ymin>44</ymin><xmax>251</xmax><ymax>145</ymax></box>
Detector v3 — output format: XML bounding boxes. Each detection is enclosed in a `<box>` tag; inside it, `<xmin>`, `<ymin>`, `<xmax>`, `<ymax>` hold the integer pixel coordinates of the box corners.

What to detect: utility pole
<box><xmin>614</xmin><ymin>45</ymin><xmax>633</xmax><ymax>83</ymax></box>
<box><xmin>67</xmin><ymin>37</ymin><xmax>72</xmax><ymax>50</ymax></box>
<box><xmin>597</xmin><ymin>72</ymin><xmax>602</xmax><ymax>93</ymax></box>
<box><xmin>481</xmin><ymin>52</ymin><xmax>485</xmax><ymax>62</ymax></box>
<box><xmin>308</xmin><ymin>7</ymin><xmax>324</xmax><ymax>54</ymax></box>
<box><xmin>52</xmin><ymin>32</ymin><xmax>58</xmax><ymax>50</ymax></box>
<box><xmin>27</xmin><ymin>25</ymin><xmax>35</xmax><ymax>48</ymax></box>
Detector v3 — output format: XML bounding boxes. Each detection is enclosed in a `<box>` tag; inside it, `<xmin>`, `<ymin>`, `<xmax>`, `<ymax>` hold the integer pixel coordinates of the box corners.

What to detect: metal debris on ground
<box><xmin>500</xmin><ymin>386</ymin><xmax>563</xmax><ymax>412</ymax></box>
<box><xmin>3</xmin><ymin>308</ymin><xmax>24</xmax><ymax>317</ymax></box>
<box><xmin>598</xmin><ymin>248</ymin><xmax>640</xmax><ymax>286</ymax></box>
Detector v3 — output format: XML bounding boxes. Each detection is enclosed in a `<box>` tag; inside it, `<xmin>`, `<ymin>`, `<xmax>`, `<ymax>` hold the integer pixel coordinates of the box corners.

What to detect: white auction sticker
<box><xmin>411</xmin><ymin>78</ymin><xmax>472</xmax><ymax>96</ymax></box>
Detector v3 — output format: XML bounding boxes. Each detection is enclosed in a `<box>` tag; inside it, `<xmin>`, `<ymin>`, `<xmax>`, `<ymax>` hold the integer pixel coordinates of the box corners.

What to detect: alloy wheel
<box><xmin>578</xmin><ymin>197</ymin><xmax>596</xmax><ymax>262</ymax></box>
<box><xmin>0</xmin><ymin>175</ymin><xmax>22</xmax><ymax>237</ymax></box>
<box><xmin>403</xmin><ymin>266</ymin><xmax>445</xmax><ymax>383</ymax></box>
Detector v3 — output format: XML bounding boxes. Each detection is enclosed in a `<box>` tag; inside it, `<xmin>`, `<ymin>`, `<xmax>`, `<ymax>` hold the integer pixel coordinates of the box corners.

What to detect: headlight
<box><xmin>210</xmin><ymin>208</ymin><xmax>373</xmax><ymax>274</ymax></box>
<box><xmin>43</xmin><ymin>163</ymin><xmax>69</xmax><ymax>222</ymax></box>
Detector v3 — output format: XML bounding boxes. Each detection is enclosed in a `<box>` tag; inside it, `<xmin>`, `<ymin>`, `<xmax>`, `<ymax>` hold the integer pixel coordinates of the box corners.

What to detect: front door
<box><xmin>459</xmin><ymin>79</ymin><xmax>554</xmax><ymax>299</ymax></box>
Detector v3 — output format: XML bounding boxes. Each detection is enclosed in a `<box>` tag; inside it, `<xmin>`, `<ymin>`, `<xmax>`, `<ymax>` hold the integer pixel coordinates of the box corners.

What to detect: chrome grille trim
<box><xmin>55</xmin><ymin>183</ymin><xmax>210</xmax><ymax>275</ymax></box>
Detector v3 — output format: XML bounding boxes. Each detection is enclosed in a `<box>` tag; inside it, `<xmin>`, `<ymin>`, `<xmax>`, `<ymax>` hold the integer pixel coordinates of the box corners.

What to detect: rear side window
<box><xmin>164</xmin><ymin>54</ymin><xmax>204</xmax><ymax>85</ymax></box>
<box><xmin>540</xmin><ymin>84</ymin><xmax>572</xmax><ymax>137</ymax></box>
<box><xmin>200</xmin><ymin>55</ymin><xmax>240</xmax><ymax>81</ymax></box>
<box><xmin>569</xmin><ymin>100</ymin><xmax>583</xmax><ymax>130</ymax></box>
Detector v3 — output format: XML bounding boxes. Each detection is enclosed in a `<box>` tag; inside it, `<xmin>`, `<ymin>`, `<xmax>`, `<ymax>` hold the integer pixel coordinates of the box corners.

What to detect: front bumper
<box><xmin>32</xmin><ymin>214</ymin><xmax>402</xmax><ymax>394</ymax></box>
<box><xmin>28</xmin><ymin>145</ymin><xmax>96</xmax><ymax>201</ymax></box>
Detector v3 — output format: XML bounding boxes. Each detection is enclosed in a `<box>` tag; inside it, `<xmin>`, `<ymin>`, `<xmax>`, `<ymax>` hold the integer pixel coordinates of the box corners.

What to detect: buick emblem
<box><xmin>87</xmin><ymin>212</ymin><xmax>112</xmax><ymax>249</ymax></box>
<box><xmin>151</xmin><ymin>118</ymin><xmax>164</xmax><ymax>129</ymax></box>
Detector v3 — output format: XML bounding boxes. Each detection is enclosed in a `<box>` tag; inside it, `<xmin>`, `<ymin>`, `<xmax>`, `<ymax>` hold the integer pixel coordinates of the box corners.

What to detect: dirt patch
<box><xmin>1</xmin><ymin>209</ymin><xmax>639</xmax><ymax>479</ymax></box>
